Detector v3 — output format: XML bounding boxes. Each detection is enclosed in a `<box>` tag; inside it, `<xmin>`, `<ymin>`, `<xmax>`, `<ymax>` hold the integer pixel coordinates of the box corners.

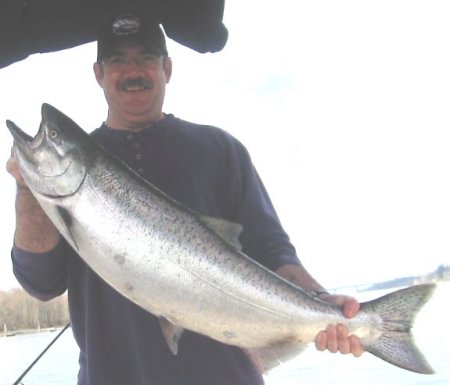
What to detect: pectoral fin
<box><xmin>55</xmin><ymin>206</ymin><xmax>79</xmax><ymax>250</ymax></box>
<box><xmin>37</xmin><ymin>199</ymin><xmax>79</xmax><ymax>250</ymax></box>
<box><xmin>159</xmin><ymin>317</ymin><xmax>184</xmax><ymax>355</ymax></box>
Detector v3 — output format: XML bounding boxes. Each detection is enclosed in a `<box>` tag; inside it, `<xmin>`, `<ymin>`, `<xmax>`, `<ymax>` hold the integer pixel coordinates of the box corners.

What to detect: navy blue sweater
<box><xmin>12</xmin><ymin>115</ymin><xmax>299</xmax><ymax>385</ymax></box>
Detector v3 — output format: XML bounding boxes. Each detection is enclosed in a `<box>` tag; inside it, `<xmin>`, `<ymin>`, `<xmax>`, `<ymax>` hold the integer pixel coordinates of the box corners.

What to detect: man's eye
<box><xmin>140</xmin><ymin>54</ymin><xmax>158</xmax><ymax>66</ymax></box>
<box><xmin>142</xmin><ymin>54</ymin><xmax>157</xmax><ymax>62</ymax></box>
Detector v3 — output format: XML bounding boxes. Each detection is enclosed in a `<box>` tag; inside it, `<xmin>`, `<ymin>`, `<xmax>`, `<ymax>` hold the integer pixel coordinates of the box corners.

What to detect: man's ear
<box><xmin>163</xmin><ymin>57</ymin><xmax>173</xmax><ymax>84</ymax></box>
<box><xmin>93</xmin><ymin>62</ymin><xmax>104</xmax><ymax>87</ymax></box>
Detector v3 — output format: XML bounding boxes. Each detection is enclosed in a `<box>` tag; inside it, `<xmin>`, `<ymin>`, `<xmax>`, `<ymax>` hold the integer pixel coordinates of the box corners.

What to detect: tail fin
<box><xmin>361</xmin><ymin>283</ymin><xmax>436</xmax><ymax>374</ymax></box>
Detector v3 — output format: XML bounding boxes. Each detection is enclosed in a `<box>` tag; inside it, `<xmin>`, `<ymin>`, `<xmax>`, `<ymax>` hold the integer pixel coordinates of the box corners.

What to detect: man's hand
<box><xmin>314</xmin><ymin>294</ymin><xmax>364</xmax><ymax>357</ymax></box>
<box><xmin>6</xmin><ymin>146</ymin><xmax>27</xmax><ymax>187</ymax></box>
<box><xmin>6</xmin><ymin>145</ymin><xmax>61</xmax><ymax>252</ymax></box>
<box><xmin>274</xmin><ymin>264</ymin><xmax>365</xmax><ymax>357</ymax></box>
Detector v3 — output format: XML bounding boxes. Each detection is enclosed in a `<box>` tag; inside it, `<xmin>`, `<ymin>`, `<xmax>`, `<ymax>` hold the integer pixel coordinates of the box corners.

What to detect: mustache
<box><xmin>119</xmin><ymin>77</ymin><xmax>153</xmax><ymax>90</ymax></box>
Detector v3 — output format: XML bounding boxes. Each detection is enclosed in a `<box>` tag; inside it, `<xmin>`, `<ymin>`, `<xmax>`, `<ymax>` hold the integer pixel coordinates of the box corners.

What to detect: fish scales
<box><xmin>59</xmin><ymin>150</ymin><xmax>325</xmax><ymax>345</ymax></box>
<box><xmin>88</xmin><ymin>158</ymin><xmax>333</xmax><ymax>338</ymax></box>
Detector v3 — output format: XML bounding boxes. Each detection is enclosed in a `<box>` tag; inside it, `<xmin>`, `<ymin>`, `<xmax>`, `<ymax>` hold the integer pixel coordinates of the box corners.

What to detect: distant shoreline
<box><xmin>1</xmin><ymin>326</ymin><xmax>66</xmax><ymax>338</ymax></box>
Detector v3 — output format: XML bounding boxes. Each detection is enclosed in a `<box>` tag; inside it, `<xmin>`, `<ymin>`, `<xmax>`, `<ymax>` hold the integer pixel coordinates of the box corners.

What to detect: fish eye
<box><xmin>49</xmin><ymin>130</ymin><xmax>59</xmax><ymax>139</ymax></box>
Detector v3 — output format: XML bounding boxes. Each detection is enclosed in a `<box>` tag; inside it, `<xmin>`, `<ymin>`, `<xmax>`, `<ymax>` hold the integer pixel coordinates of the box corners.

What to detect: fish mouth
<box><xmin>6</xmin><ymin>119</ymin><xmax>33</xmax><ymax>146</ymax></box>
<box><xmin>6</xmin><ymin>118</ymin><xmax>47</xmax><ymax>153</ymax></box>
<box><xmin>7</xmin><ymin>103</ymin><xmax>88</xmax><ymax>198</ymax></box>
<box><xmin>6</xmin><ymin>119</ymin><xmax>41</xmax><ymax>164</ymax></box>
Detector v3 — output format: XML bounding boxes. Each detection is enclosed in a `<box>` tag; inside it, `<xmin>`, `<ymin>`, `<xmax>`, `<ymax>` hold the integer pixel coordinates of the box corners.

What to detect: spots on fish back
<box><xmin>114</xmin><ymin>254</ymin><xmax>126</xmax><ymax>266</ymax></box>
<box><xmin>223</xmin><ymin>331</ymin><xmax>237</xmax><ymax>340</ymax></box>
<box><xmin>124</xmin><ymin>282</ymin><xmax>134</xmax><ymax>292</ymax></box>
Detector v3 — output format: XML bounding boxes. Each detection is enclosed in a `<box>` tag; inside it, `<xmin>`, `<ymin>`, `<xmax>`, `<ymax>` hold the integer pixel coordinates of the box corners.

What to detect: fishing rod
<box><xmin>12</xmin><ymin>323</ymin><xmax>71</xmax><ymax>385</ymax></box>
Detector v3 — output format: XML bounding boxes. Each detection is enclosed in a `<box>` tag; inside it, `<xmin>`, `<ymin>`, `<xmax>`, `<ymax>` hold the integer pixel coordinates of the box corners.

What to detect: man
<box><xmin>6</xmin><ymin>13</ymin><xmax>363</xmax><ymax>385</ymax></box>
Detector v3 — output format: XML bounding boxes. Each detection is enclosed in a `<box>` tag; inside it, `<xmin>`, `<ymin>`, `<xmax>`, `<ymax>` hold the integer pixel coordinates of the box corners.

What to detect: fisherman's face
<box><xmin>94</xmin><ymin>42</ymin><xmax>172</xmax><ymax>130</ymax></box>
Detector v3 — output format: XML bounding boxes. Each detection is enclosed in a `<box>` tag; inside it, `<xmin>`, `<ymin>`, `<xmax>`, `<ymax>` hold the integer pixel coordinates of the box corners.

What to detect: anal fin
<box><xmin>245</xmin><ymin>340</ymin><xmax>308</xmax><ymax>373</ymax></box>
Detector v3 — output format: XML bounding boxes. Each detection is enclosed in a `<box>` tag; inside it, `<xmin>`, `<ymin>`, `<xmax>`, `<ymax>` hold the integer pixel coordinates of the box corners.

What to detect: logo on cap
<box><xmin>111</xmin><ymin>14</ymin><xmax>141</xmax><ymax>36</ymax></box>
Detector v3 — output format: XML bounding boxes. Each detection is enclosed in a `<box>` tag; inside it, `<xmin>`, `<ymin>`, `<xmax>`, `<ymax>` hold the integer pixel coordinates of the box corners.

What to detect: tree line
<box><xmin>0</xmin><ymin>288</ymin><xmax>69</xmax><ymax>332</ymax></box>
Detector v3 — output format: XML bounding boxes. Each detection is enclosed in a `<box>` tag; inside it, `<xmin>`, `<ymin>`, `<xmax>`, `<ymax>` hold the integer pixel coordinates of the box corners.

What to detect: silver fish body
<box><xmin>7</xmin><ymin>104</ymin><xmax>435</xmax><ymax>374</ymax></box>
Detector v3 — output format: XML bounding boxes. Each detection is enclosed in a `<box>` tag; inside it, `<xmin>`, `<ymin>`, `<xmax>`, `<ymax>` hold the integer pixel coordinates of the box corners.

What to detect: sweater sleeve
<box><xmin>225</xmin><ymin>140</ymin><xmax>300</xmax><ymax>271</ymax></box>
<box><xmin>12</xmin><ymin>239</ymin><xmax>72</xmax><ymax>301</ymax></box>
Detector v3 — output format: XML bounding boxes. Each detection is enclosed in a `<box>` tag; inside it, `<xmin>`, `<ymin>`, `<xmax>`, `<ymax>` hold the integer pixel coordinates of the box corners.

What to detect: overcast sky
<box><xmin>0</xmin><ymin>0</ymin><xmax>449</xmax><ymax>291</ymax></box>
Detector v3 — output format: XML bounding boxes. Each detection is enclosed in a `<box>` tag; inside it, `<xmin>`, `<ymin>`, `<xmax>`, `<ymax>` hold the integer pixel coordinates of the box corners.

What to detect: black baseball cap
<box><xmin>97</xmin><ymin>13</ymin><xmax>168</xmax><ymax>62</ymax></box>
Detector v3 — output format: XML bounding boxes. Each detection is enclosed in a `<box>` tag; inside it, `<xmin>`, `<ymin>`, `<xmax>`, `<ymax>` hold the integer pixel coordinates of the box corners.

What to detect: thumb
<box><xmin>343</xmin><ymin>297</ymin><xmax>360</xmax><ymax>318</ymax></box>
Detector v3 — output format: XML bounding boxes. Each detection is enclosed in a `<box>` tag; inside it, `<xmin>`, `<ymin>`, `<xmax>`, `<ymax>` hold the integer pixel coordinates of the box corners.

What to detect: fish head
<box><xmin>6</xmin><ymin>103</ymin><xmax>95</xmax><ymax>197</ymax></box>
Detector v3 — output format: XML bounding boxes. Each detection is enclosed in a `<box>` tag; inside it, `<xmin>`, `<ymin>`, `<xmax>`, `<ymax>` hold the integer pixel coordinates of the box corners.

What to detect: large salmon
<box><xmin>7</xmin><ymin>103</ymin><xmax>435</xmax><ymax>374</ymax></box>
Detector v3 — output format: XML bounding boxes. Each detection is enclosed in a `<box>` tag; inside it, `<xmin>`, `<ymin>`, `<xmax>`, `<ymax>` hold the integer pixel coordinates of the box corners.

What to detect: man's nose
<box><xmin>125</xmin><ymin>58</ymin><xmax>145</xmax><ymax>70</ymax></box>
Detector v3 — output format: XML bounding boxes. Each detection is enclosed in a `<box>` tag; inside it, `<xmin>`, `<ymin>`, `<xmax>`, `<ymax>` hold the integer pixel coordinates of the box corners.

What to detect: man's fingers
<box><xmin>349</xmin><ymin>335</ymin><xmax>364</xmax><ymax>357</ymax></box>
<box><xmin>315</xmin><ymin>331</ymin><xmax>327</xmax><ymax>351</ymax></box>
<box><xmin>325</xmin><ymin>325</ymin><xmax>338</xmax><ymax>353</ymax></box>
<box><xmin>6</xmin><ymin>146</ymin><xmax>27</xmax><ymax>187</ymax></box>
<box><xmin>315</xmin><ymin>324</ymin><xmax>364</xmax><ymax>357</ymax></box>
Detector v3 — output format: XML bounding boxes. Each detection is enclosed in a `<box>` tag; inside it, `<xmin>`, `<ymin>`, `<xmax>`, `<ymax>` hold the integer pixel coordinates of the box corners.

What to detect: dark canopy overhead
<box><xmin>0</xmin><ymin>0</ymin><xmax>228</xmax><ymax>69</ymax></box>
